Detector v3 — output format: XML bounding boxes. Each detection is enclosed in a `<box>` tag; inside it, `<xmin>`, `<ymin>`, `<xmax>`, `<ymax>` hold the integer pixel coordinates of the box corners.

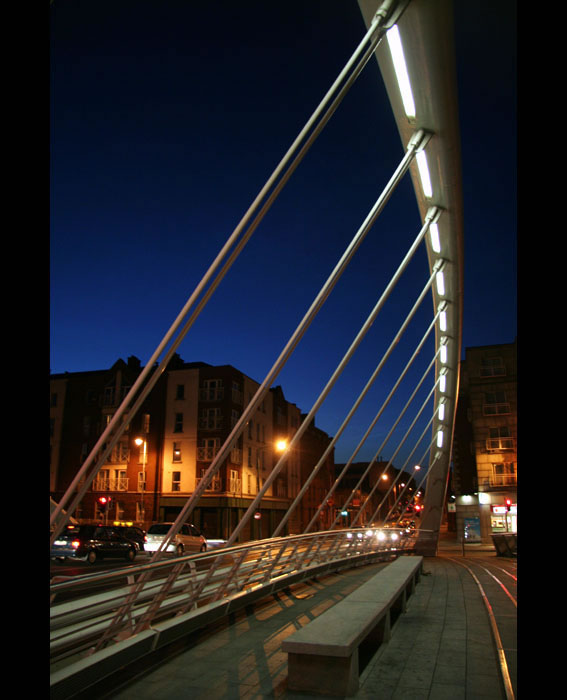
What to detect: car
<box><xmin>50</xmin><ymin>525</ymin><xmax>138</xmax><ymax>564</ymax></box>
<box><xmin>145</xmin><ymin>522</ymin><xmax>207</xmax><ymax>555</ymax></box>
<box><xmin>114</xmin><ymin>525</ymin><xmax>147</xmax><ymax>551</ymax></box>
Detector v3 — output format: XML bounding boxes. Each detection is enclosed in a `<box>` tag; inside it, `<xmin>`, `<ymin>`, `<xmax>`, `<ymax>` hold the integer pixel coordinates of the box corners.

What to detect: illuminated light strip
<box><xmin>430</xmin><ymin>222</ymin><xmax>441</xmax><ymax>253</ymax></box>
<box><xmin>440</xmin><ymin>337</ymin><xmax>448</xmax><ymax>364</ymax></box>
<box><xmin>439</xmin><ymin>368</ymin><xmax>447</xmax><ymax>393</ymax></box>
<box><xmin>439</xmin><ymin>308</ymin><xmax>447</xmax><ymax>332</ymax></box>
<box><xmin>386</xmin><ymin>24</ymin><xmax>416</xmax><ymax>118</ymax></box>
<box><xmin>436</xmin><ymin>270</ymin><xmax>445</xmax><ymax>295</ymax></box>
<box><xmin>416</xmin><ymin>150</ymin><xmax>433</xmax><ymax>198</ymax></box>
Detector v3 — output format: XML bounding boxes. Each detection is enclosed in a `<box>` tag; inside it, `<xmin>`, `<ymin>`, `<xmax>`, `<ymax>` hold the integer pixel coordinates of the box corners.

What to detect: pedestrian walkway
<box><xmin>97</xmin><ymin>541</ymin><xmax>513</xmax><ymax>700</ymax></box>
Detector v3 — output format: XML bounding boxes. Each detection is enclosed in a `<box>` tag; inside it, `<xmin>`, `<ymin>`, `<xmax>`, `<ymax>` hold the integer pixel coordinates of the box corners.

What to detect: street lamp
<box><xmin>255</xmin><ymin>438</ymin><xmax>288</xmax><ymax>539</ymax></box>
<box><xmin>134</xmin><ymin>436</ymin><xmax>147</xmax><ymax>525</ymax></box>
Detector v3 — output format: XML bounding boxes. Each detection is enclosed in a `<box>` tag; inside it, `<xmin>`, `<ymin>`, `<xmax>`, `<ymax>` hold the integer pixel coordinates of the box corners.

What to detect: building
<box><xmin>50</xmin><ymin>356</ymin><xmax>167</xmax><ymax>527</ymax></box>
<box><xmin>451</xmin><ymin>340</ymin><xmax>517</xmax><ymax>542</ymax></box>
<box><xmin>50</xmin><ymin>355</ymin><xmax>335</xmax><ymax>542</ymax></box>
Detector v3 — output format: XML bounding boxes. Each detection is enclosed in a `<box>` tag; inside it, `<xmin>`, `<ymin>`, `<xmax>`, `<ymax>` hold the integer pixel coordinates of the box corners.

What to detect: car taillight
<box><xmin>71</xmin><ymin>540</ymin><xmax>80</xmax><ymax>549</ymax></box>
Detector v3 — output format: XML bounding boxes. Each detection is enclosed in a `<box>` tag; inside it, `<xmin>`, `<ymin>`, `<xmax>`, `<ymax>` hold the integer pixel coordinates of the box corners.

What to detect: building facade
<box><xmin>50</xmin><ymin>355</ymin><xmax>335</xmax><ymax>542</ymax></box>
<box><xmin>451</xmin><ymin>340</ymin><xmax>517</xmax><ymax>542</ymax></box>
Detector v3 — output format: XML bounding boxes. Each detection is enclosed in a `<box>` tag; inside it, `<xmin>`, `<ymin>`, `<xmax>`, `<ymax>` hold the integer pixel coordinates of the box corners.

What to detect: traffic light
<box><xmin>505</xmin><ymin>498</ymin><xmax>512</xmax><ymax>511</ymax></box>
<box><xmin>98</xmin><ymin>496</ymin><xmax>111</xmax><ymax>512</ymax></box>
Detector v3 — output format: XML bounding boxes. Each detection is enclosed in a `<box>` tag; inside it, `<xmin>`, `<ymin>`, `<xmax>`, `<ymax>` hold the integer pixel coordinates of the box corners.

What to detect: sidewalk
<box><xmin>100</xmin><ymin>542</ymin><xmax>513</xmax><ymax>700</ymax></box>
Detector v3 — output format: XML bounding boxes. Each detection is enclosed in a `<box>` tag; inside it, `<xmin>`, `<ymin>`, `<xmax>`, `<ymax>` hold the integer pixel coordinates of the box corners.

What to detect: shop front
<box><xmin>490</xmin><ymin>502</ymin><xmax>517</xmax><ymax>534</ymax></box>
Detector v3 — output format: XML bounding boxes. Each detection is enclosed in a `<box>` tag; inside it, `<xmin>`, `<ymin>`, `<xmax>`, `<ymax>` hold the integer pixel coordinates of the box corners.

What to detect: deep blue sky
<box><xmin>50</xmin><ymin>1</ymin><xmax>516</xmax><ymax>468</ymax></box>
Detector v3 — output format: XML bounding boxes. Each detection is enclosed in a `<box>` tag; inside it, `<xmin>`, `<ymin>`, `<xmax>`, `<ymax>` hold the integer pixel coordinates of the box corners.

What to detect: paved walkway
<box><xmin>100</xmin><ymin>538</ymin><xmax>515</xmax><ymax>700</ymax></box>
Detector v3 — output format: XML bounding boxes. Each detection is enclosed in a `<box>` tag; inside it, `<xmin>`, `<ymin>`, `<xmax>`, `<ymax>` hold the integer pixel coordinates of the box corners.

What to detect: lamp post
<box><xmin>255</xmin><ymin>438</ymin><xmax>288</xmax><ymax>539</ymax></box>
<box><xmin>134</xmin><ymin>437</ymin><xmax>146</xmax><ymax>525</ymax></box>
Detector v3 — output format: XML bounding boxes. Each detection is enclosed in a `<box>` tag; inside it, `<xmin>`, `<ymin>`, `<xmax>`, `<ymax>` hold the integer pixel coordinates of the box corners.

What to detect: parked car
<box><xmin>51</xmin><ymin>525</ymin><xmax>138</xmax><ymax>564</ymax></box>
<box><xmin>114</xmin><ymin>525</ymin><xmax>147</xmax><ymax>552</ymax></box>
<box><xmin>145</xmin><ymin>522</ymin><xmax>206</xmax><ymax>555</ymax></box>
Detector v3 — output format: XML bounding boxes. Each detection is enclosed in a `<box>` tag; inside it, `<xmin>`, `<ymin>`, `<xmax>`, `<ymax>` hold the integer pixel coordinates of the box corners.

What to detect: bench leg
<box><xmin>288</xmin><ymin>651</ymin><xmax>359</xmax><ymax>696</ymax></box>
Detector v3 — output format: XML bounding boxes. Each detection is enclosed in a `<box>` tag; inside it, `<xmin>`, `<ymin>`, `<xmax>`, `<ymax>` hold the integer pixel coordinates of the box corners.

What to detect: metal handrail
<box><xmin>50</xmin><ymin>528</ymin><xmax>431</xmax><ymax>668</ymax></box>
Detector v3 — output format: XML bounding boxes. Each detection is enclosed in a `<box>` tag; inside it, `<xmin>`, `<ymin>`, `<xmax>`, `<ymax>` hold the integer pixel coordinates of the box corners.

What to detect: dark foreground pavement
<box><xmin>98</xmin><ymin>539</ymin><xmax>515</xmax><ymax>700</ymax></box>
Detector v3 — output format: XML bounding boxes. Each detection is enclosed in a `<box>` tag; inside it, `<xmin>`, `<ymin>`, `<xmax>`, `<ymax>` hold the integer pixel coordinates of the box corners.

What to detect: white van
<box><xmin>145</xmin><ymin>522</ymin><xmax>207</xmax><ymax>555</ymax></box>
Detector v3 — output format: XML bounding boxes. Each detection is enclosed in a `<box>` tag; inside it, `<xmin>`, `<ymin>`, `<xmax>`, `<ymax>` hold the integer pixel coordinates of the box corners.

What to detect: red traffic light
<box><xmin>98</xmin><ymin>496</ymin><xmax>112</xmax><ymax>510</ymax></box>
<box><xmin>505</xmin><ymin>499</ymin><xmax>512</xmax><ymax>510</ymax></box>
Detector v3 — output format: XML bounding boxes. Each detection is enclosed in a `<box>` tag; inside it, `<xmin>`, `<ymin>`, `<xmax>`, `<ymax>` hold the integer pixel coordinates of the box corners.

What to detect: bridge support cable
<box><xmin>289</xmin><ymin>260</ymin><xmax>443</xmax><ymax>536</ymax></box>
<box><xmin>147</xmin><ymin>128</ymin><xmax>431</xmax><ymax>563</ymax></box>
<box><xmin>338</xmin><ymin>367</ymin><xmax>440</xmax><ymax>529</ymax></box>
<box><xmin>377</xmin><ymin>438</ymin><xmax>437</xmax><ymax>525</ymax></box>
<box><xmin>88</xmin><ymin>128</ymin><xmax>431</xmax><ymax>648</ymax></box>
<box><xmin>326</xmin><ymin>348</ymin><xmax>439</xmax><ymax>532</ymax></box>
<box><xmin>272</xmin><ymin>207</ymin><xmax>441</xmax><ymax>537</ymax></box>
<box><xmin>367</xmin><ymin>412</ymin><xmax>437</xmax><ymax>525</ymax></box>
<box><xmin>390</xmin><ymin>461</ymin><xmax>433</xmax><ymax>527</ymax></box>
<box><xmin>277</xmin><ymin>294</ymin><xmax>441</xmax><ymax>537</ymax></box>
<box><xmin>49</xmin><ymin>2</ymin><xmax>398</xmax><ymax>544</ymax></box>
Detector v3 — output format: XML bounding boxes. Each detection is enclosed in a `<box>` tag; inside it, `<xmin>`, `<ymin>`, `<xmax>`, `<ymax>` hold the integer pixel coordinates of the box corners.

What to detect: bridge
<box><xmin>50</xmin><ymin>0</ymin><xmax>511</xmax><ymax>697</ymax></box>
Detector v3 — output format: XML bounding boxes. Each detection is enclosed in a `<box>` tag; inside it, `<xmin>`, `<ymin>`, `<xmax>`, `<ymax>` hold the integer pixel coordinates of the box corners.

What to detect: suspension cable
<box><xmin>50</xmin><ymin>8</ymin><xmax>391</xmax><ymax>542</ymax></box>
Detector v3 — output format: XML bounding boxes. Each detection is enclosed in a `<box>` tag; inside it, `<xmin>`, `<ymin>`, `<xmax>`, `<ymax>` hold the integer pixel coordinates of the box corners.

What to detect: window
<box><xmin>103</xmin><ymin>386</ymin><xmax>115</xmax><ymax>406</ymax></box>
<box><xmin>138</xmin><ymin>471</ymin><xmax>146</xmax><ymax>492</ymax></box>
<box><xmin>172</xmin><ymin>442</ymin><xmax>182</xmax><ymax>462</ymax></box>
<box><xmin>492</xmin><ymin>462</ymin><xmax>516</xmax><ymax>487</ymax></box>
<box><xmin>480</xmin><ymin>356</ymin><xmax>505</xmax><ymax>377</ymax></box>
<box><xmin>172</xmin><ymin>471</ymin><xmax>181</xmax><ymax>491</ymax></box>
<box><xmin>199</xmin><ymin>407</ymin><xmax>223</xmax><ymax>429</ymax></box>
<box><xmin>174</xmin><ymin>413</ymin><xmax>183</xmax><ymax>433</ymax></box>
<box><xmin>200</xmin><ymin>379</ymin><xmax>223</xmax><ymax>401</ymax></box>
<box><xmin>487</xmin><ymin>427</ymin><xmax>515</xmax><ymax>451</ymax></box>
<box><xmin>229</xmin><ymin>469</ymin><xmax>240</xmax><ymax>492</ymax></box>
<box><xmin>483</xmin><ymin>392</ymin><xmax>510</xmax><ymax>415</ymax></box>
<box><xmin>175</xmin><ymin>384</ymin><xmax>185</xmax><ymax>400</ymax></box>
<box><xmin>197</xmin><ymin>438</ymin><xmax>220</xmax><ymax>461</ymax></box>
<box><xmin>232</xmin><ymin>381</ymin><xmax>242</xmax><ymax>404</ymax></box>
<box><xmin>119</xmin><ymin>442</ymin><xmax>130</xmax><ymax>463</ymax></box>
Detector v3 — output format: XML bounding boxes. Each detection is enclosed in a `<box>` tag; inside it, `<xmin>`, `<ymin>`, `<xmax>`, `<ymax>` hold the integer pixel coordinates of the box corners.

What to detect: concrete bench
<box><xmin>282</xmin><ymin>555</ymin><xmax>423</xmax><ymax>696</ymax></box>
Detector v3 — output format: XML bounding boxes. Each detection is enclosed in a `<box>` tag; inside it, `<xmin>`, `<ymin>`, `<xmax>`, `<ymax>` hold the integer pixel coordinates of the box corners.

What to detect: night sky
<box><xmin>50</xmin><ymin>1</ymin><xmax>516</xmax><ymax>468</ymax></box>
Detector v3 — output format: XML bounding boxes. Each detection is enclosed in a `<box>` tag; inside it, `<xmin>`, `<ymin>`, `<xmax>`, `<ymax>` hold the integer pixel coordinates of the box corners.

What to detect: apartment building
<box><xmin>452</xmin><ymin>340</ymin><xmax>517</xmax><ymax>542</ymax></box>
<box><xmin>50</xmin><ymin>356</ymin><xmax>166</xmax><ymax>527</ymax></box>
<box><xmin>50</xmin><ymin>354</ymin><xmax>335</xmax><ymax>542</ymax></box>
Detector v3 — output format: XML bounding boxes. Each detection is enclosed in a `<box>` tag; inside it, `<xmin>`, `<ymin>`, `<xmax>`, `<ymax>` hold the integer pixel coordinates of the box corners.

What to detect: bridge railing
<box><xmin>50</xmin><ymin>528</ymin><xmax>433</xmax><ymax>671</ymax></box>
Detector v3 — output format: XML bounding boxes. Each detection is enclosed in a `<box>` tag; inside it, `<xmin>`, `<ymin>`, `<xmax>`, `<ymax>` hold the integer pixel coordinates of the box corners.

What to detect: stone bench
<box><xmin>282</xmin><ymin>555</ymin><xmax>423</xmax><ymax>696</ymax></box>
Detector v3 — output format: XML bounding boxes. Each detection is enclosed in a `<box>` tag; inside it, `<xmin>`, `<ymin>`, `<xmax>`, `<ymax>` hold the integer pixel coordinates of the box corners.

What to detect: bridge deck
<box><xmin>83</xmin><ymin>548</ymin><xmax>513</xmax><ymax>699</ymax></box>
